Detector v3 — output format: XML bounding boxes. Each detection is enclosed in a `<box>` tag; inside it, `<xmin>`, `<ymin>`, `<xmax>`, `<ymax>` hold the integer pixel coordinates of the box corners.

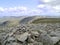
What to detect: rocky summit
<box><xmin>0</xmin><ymin>23</ymin><xmax>60</xmax><ymax>45</ymax></box>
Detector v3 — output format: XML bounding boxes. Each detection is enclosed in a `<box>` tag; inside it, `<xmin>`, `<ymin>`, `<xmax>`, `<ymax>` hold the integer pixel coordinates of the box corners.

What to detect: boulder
<box><xmin>15</xmin><ymin>32</ymin><xmax>30</xmax><ymax>42</ymax></box>
<box><xmin>50</xmin><ymin>37</ymin><xmax>60</xmax><ymax>44</ymax></box>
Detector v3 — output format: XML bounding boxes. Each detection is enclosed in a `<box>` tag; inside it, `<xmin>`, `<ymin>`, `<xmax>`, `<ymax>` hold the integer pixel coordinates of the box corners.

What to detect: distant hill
<box><xmin>20</xmin><ymin>16</ymin><xmax>36</xmax><ymax>24</ymax></box>
<box><xmin>0</xmin><ymin>16</ymin><xmax>60</xmax><ymax>27</ymax></box>
<box><xmin>0</xmin><ymin>17</ymin><xmax>20</xmax><ymax>27</ymax></box>
<box><xmin>0</xmin><ymin>16</ymin><xmax>36</xmax><ymax>27</ymax></box>
<box><xmin>0</xmin><ymin>21</ymin><xmax>9</xmax><ymax>26</ymax></box>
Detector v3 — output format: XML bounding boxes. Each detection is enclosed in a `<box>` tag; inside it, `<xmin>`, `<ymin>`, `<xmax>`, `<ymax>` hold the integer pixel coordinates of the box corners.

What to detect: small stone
<box><xmin>31</xmin><ymin>31</ymin><xmax>39</xmax><ymax>35</ymax></box>
<box><xmin>7</xmin><ymin>37</ymin><xmax>16</xmax><ymax>42</ymax></box>
<box><xmin>28</xmin><ymin>43</ymin><xmax>33</xmax><ymax>45</ymax></box>
<box><xmin>38</xmin><ymin>42</ymin><xmax>43</xmax><ymax>45</ymax></box>
<box><xmin>28</xmin><ymin>37</ymin><xmax>35</xmax><ymax>43</ymax></box>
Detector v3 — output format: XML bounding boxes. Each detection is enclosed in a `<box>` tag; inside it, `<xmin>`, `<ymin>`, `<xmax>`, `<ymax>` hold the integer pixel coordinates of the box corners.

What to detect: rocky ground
<box><xmin>0</xmin><ymin>23</ymin><xmax>60</xmax><ymax>45</ymax></box>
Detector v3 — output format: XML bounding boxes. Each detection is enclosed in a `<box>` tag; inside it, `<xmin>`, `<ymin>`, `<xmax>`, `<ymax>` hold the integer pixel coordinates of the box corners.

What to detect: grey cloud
<box><xmin>39</xmin><ymin>0</ymin><xmax>60</xmax><ymax>6</ymax></box>
<box><xmin>47</xmin><ymin>0</ymin><xmax>60</xmax><ymax>6</ymax></box>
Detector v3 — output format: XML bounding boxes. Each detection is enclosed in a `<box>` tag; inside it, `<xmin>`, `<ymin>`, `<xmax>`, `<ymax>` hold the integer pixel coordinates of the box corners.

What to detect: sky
<box><xmin>0</xmin><ymin>0</ymin><xmax>60</xmax><ymax>16</ymax></box>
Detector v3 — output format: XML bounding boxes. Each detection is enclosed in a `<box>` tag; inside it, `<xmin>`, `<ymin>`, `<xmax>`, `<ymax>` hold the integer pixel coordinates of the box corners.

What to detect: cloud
<box><xmin>0</xmin><ymin>6</ymin><xmax>30</xmax><ymax>16</ymax></box>
<box><xmin>8</xmin><ymin>7</ymin><xmax>27</xmax><ymax>12</ymax></box>
<box><xmin>41</xmin><ymin>0</ymin><xmax>54</xmax><ymax>3</ymax></box>
<box><xmin>37</xmin><ymin>4</ymin><xmax>54</xmax><ymax>11</ymax></box>
<box><xmin>37</xmin><ymin>4</ymin><xmax>45</xmax><ymax>8</ymax></box>
<box><xmin>40</xmin><ymin>0</ymin><xmax>60</xmax><ymax>6</ymax></box>
<box><xmin>0</xmin><ymin>0</ymin><xmax>60</xmax><ymax>16</ymax></box>
<box><xmin>38</xmin><ymin>0</ymin><xmax>60</xmax><ymax>16</ymax></box>
<box><xmin>53</xmin><ymin>5</ymin><xmax>60</xmax><ymax>12</ymax></box>
<box><xmin>0</xmin><ymin>6</ymin><xmax>44</xmax><ymax>16</ymax></box>
<box><xmin>0</xmin><ymin>6</ymin><xmax>28</xmax><ymax>12</ymax></box>
<box><xmin>28</xmin><ymin>9</ymin><xmax>42</xmax><ymax>15</ymax></box>
<box><xmin>39</xmin><ymin>0</ymin><xmax>60</xmax><ymax>10</ymax></box>
<box><xmin>0</xmin><ymin>7</ymin><xmax>5</xmax><ymax>12</ymax></box>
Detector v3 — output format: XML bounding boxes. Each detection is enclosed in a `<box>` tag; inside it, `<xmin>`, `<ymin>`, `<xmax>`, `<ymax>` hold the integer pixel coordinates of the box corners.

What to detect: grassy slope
<box><xmin>31</xmin><ymin>18</ymin><xmax>60</xmax><ymax>24</ymax></box>
<box><xmin>0</xmin><ymin>17</ymin><xmax>22</xmax><ymax>31</ymax></box>
<box><xmin>0</xmin><ymin>16</ymin><xmax>35</xmax><ymax>29</ymax></box>
<box><xmin>0</xmin><ymin>17</ymin><xmax>21</xmax><ymax>33</ymax></box>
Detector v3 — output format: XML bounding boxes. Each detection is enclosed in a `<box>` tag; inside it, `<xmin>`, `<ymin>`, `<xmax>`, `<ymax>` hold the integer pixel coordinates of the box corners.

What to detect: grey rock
<box><xmin>28</xmin><ymin>36</ymin><xmax>35</xmax><ymax>43</ymax></box>
<box><xmin>40</xmin><ymin>34</ymin><xmax>53</xmax><ymax>45</ymax></box>
<box><xmin>50</xmin><ymin>37</ymin><xmax>60</xmax><ymax>44</ymax></box>
<box><xmin>15</xmin><ymin>32</ymin><xmax>30</xmax><ymax>42</ymax></box>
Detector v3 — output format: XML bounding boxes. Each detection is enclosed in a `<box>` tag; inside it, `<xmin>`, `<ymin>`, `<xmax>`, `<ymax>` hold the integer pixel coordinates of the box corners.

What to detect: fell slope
<box><xmin>31</xmin><ymin>18</ymin><xmax>60</xmax><ymax>24</ymax></box>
